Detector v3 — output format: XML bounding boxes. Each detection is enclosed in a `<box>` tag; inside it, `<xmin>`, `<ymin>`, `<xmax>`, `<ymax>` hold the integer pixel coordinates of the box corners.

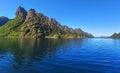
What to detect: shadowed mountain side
<box><xmin>0</xmin><ymin>16</ymin><xmax>9</xmax><ymax>26</ymax></box>
<box><xmin>111</xmin><ymin>33</ymin><xmax>120</xmax><ymax>38</ymax></box>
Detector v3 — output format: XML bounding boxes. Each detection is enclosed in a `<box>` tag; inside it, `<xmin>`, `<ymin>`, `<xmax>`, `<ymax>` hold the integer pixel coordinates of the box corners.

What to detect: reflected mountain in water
<box><xmin>0</xmin><ymin>38</ymin><xmax>83</xmax><ymax>71</ymax></box>
<box><xmin>0</xmin><ymin>38</ymin><xmax>119</xmax><ymax>73</ymax></box>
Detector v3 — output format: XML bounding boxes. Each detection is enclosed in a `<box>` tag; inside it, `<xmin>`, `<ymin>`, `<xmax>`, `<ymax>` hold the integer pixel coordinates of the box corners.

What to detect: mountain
<box><xmin>111</xmin><ymin>33</ymin><xmax>120</xmax><ymax>38</ymax></box>
<box><xmin>0</xmin><ymin>16</ymin><xmax>9</xmax><ymax>26</ymax></box>
<box><xmin>0</xmin><ymin>6</ymin><xmax>93</xmax><ymax>38</ymax></box>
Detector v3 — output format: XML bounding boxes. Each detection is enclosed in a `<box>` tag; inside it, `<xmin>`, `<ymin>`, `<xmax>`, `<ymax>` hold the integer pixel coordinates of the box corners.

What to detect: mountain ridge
<box><xmin>0</xmin><ymin>6</ymin><xmax>93</xmax><ymax>38</ymax></box>
<box><xmin>111</xmin><ymin>33</ymin><xmax>120</xmax><ymax>38</ymax></box>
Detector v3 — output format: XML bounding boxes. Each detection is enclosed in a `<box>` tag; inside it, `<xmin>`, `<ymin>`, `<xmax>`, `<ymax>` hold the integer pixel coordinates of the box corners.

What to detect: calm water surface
<box><xmin>0</xmin><ymin>38</ymin><xmax>120</xmax><ymax>73</ymax></box>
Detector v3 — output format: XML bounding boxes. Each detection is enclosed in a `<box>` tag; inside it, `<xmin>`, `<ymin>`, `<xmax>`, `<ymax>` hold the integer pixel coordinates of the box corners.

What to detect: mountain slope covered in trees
<box><xmin>0</xmin><ymin>6</ymin><xmax>93</xmax><ymax>38</ymax></box>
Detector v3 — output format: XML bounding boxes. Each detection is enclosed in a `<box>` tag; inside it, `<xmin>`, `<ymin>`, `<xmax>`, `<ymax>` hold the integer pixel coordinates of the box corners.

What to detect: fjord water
<box><xmin>0</xmin><ymin>38</ymin><xmax>120</xmax><ymax>73</ymax></box>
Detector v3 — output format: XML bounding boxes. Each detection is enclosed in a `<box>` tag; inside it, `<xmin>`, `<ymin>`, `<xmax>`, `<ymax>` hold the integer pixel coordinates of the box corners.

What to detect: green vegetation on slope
<box><xmin>0</xmin><ymin>6</ymin><xmax>93</xmax><ymax>38</ymax></box>
<box><xmin>0</xmin><ymin>18</ymin><xmax>24</xmax><ymax>37</ymax></box>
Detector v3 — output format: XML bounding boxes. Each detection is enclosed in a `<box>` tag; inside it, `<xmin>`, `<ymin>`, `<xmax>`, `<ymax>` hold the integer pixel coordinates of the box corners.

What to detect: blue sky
<box><xmin>0</xmin><ymin>0</ymin><xmax>120</xmax><ymax>36</ymax></box>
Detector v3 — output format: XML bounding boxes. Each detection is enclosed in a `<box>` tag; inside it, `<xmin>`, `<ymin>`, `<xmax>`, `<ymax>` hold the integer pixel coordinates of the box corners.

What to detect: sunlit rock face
<box><xmin>0</xmin><ymin>6</ymin><xmax>94</xmax><ymax>38</ymax></box>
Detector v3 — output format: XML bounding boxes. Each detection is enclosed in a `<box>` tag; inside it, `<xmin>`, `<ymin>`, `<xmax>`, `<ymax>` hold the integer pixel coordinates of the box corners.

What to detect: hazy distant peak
<box><xmin>0</xmin><ymin>16</ymin><xmax>9</xmax><ymax>26</ymax></box>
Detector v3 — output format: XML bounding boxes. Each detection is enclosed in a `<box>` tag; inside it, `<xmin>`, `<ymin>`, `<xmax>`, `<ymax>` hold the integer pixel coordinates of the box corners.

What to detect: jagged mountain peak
<box><xmin>28</xmin><ymin>9</ymin><xmax>36</xmax><ymax>13</ymax></box>
<box><xmin>15</xmin><ymin>6</ymin><xmax>27</xmax><ymax>19</ymax></box>
<box><xmin>27</xmin><ymin>8</ymin><xmax>36</xmax><ymax>17</ymax></box>
<box><xmin>25</xmin><ymin>8</ymin><xmax>36</xmax><ymax>21</ymax></box>
<box><xmin>0</xmin><ymin>6</ymin><xmax>93</xmax><ymax>38</ymax></box>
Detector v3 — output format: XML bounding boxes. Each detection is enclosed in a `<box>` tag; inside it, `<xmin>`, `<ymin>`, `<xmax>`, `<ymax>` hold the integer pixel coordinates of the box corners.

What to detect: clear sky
<box><xmin>0</xmin><ymin>0</ymin><xmax>120</xmax><ymax>37</ymax></box>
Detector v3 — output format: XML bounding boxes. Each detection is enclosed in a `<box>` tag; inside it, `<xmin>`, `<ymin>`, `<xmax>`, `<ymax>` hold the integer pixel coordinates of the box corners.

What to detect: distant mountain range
<box><xmin>0</xmin><ymin>6</ymin><xmax>94</xmax><ymax>38</ymax></box>
<box><xmin>111</xmin><ymin>33</ymin><xmax>120</xmax><ymax>38</ymax></box>
<box><xmin>0</xmin><ymin>16</ymin><xmax>9</xmax><ymax>26</ymax></box>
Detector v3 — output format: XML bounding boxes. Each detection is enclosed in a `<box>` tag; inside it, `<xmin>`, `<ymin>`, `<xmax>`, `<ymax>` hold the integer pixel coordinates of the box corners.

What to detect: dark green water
<box><xmin>0</xmin><ymin>38</ymin><xmax>120</xmax><ymax>73</ymax></box>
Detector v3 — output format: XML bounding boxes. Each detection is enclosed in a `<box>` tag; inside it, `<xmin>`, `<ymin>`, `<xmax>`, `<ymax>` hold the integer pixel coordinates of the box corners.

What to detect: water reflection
<box><xmin>0</xmin><ymin>38</ymin><xmax>85</xmax><ymax>73</ymax></box>
<box><xmin>0</xmin><ymin>39</ymin><xmax>82</xmax><ymax>67</ymax></box>
<box><xmin>0</xmin><ymin>38</ymin><xmax>120</xmax><ymax>73</ymax></box>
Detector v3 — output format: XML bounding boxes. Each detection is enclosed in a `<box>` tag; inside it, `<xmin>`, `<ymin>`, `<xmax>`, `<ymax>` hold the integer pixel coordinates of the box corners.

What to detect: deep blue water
<box><xmin>0</xmin><ymin>38</ymin><xmax>120</xmax><ymax>73</ymax></box>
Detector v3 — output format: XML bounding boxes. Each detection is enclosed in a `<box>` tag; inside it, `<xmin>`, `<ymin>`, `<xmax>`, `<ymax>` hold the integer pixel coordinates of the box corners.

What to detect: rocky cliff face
<box><xmin>0</xmin><ymin>16</ymin><xmax>9</xmax><ymax>26</ymax></box>
<box><xmin>25</xmin><ymin>9</ymin><xmax>36</xmax><ymax>21</ymax></box>
<box><xmin>0</xmin><ymin>6</ymin><xmax>93</xmax><ymax>38</ymax></box>
<box><xmin>15</xmin><ymin>6</ymin><xmax>27</xmax><ymax>20</ymax></box>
